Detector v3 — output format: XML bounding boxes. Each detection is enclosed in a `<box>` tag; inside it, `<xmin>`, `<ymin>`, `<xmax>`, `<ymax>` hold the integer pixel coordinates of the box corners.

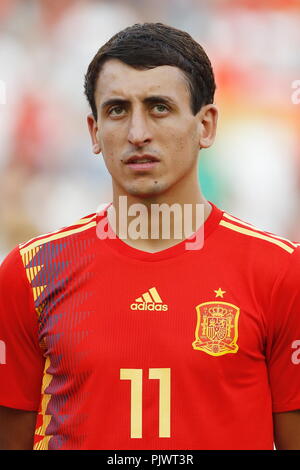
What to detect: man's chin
<box><xmin>124</xmin><ymin>181</ymin><xmax>167</xmax><ymax>199</ymax></box>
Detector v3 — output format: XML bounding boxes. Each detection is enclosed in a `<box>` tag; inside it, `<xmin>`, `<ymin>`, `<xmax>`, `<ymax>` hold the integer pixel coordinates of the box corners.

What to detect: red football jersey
<box><xmin>1</xmin><ymin>202</ymin><xmax>300</xmax><ymax>450</ymax></box>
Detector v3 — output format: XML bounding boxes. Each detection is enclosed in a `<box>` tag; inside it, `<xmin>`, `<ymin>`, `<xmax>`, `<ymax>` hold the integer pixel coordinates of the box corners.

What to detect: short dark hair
<box><xmin>84</xmin><ymin>22</ymin><xmax>216</xmax><ymax>120</ymax></box>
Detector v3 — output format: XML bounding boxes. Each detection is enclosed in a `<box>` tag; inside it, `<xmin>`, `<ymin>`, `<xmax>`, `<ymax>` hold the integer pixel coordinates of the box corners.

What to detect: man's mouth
<box><xmin>126</xmin><ymin>161</ymin><xmax>159</xmax><ymax>170</ymax></box>
<box><xmin>125</xmin><ymin>154</ymin><xmax>160</xmax><ymax>170</ymax></box>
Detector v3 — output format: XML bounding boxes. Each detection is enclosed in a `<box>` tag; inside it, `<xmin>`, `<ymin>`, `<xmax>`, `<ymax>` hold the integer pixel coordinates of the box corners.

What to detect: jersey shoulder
<box><xmin>13</xmin><ymin>212</ymin><xmax>100</xmax><ymax>300</ymax></box>
<box><xmin>218</xmin><ymin>209</ymin><xmax>300</xmax><ymax>258</ymax></box>
<box><xmin>0</xmin><ymin>212</ymin><xmax>99</xmax><ymax>287</ymax></box>
<box><xmin>18</xmin><ymin>212</ymin><xmax>98</xmax><ymax>256</ymax></box>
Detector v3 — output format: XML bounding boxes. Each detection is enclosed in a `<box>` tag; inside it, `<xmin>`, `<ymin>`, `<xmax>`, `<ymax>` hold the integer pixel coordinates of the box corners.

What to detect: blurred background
<box><xmin>1</xmin><ymin>0</ymin><xmax>300</xmax><ymax>261</ymax></box>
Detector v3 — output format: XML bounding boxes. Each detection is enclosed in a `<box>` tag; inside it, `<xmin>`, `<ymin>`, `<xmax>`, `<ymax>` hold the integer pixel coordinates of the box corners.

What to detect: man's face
<box><xmin>88</xmin><ymin>58</ymin><xmax>215</xmax><ymax>199</ymax></box>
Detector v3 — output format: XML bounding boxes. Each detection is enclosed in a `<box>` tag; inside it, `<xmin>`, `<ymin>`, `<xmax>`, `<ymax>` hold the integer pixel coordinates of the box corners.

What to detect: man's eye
<box><xmin>153</xmin><ymin>104</ymin><xmax>169</xmax><ymax>113</ymax></box>
<box><xmin>109</xmin><ymin>106</ymin><xmax>125</xmax><ymax>116</ymax></box>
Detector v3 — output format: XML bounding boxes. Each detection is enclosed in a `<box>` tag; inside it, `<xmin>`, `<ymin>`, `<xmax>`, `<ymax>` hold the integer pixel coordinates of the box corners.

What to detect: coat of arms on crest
<box><xmin>192</xmin><ymin>301</ymin><xmax>240</xmax><ymax>356</ymax></box>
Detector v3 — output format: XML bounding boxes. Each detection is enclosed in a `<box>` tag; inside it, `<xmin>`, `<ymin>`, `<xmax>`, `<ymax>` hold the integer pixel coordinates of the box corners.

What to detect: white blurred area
<box><xmin>0</xmin><ymin>0</ymin><xmax>300</xmax><ymax>261</ymax></box>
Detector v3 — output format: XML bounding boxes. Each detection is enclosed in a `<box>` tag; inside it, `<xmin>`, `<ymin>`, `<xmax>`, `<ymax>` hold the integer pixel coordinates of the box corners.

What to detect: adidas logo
<box><xmin>130</xmin><ymin>287</ymin><xmax>168</xmax><ymax>311</ymax></box>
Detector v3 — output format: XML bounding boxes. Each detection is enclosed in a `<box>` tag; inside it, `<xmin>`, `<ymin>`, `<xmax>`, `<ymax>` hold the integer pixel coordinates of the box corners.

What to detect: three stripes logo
<box><xmin>130</xmin><ymin>287</ymin><xmax>168</xmax><ymax>311</ymax></box>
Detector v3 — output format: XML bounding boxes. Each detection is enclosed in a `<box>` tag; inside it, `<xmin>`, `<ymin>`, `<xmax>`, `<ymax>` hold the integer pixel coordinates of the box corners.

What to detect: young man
<box><xmin>0</xmin><ymin>23</ymin><xmax>300</xmax><ymax>450</ymax></box>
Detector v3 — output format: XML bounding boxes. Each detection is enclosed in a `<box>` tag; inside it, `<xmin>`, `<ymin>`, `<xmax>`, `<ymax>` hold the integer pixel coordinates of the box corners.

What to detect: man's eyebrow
<box><xmin>143</xmin><ymin>95</ymin><xmax>177</xmax><ymax>106</ymax></box>
<box><xmin>100</xmin><ymin>95</ymin><xmax>177</xmax><ymax>110</ymax></box>
<box><xmin>100</xmin><ymin>98</ymin><xmax>129</xmax><ymax>110</ymax></box>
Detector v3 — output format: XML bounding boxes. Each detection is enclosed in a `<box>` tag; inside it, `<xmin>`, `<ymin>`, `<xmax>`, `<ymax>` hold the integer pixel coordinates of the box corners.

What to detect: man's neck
<box><xmin>107</xmin><ymin>186</ymin><xmax>211</xmax><ymax>253</ymax></box>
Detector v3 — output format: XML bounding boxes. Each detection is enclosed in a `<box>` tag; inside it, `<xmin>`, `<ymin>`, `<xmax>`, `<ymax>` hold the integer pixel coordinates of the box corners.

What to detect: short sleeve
<box><xmin>0</xmin><ymin>245</ymin><xmax>45</xmax><ymax>411</ymax></box>
<box><xmin>266</xmin><ymin>245</ymin><xmax>300</xmax><ymax>413</ymax></box>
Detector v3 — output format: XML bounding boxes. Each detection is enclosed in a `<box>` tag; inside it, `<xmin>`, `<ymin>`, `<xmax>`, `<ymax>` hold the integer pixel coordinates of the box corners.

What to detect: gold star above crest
<box><xmin>214</xmin><ymin>288</ymin><xmax>226</xmax><ymax>298</ymax></box>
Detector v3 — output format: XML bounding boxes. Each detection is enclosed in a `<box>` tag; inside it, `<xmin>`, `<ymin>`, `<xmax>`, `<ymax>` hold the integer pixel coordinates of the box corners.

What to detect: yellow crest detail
<box><xmin>192</xmin><ymin>301</ymin><xmax>240</xmax><ymax>356</ymax></box>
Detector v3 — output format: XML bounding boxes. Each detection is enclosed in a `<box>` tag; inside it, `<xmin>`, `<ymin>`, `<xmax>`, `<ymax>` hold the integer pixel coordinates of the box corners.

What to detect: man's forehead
<box><xmin>95</xmin><ymin>58</ymin><xmax>189</xmax><ymax>101</ymax></box>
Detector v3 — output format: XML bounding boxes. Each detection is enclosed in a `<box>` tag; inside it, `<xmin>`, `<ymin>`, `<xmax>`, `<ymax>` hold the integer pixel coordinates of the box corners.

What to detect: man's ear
<box><xmin>87</xmin><ymin>113</ymin><xmax>101</xmax><ymax>154</ymax></box>
<box><xmin>197</xmin><ymin>104</ymin><xmax>218</xmax><ymax>149</ymax></box>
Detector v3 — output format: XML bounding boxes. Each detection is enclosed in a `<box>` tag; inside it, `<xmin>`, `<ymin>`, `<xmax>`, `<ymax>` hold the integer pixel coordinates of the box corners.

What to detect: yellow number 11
<box><xmin>120</xmin><ymin>368</ymin><xmax>171</xmax><ymax>439</ymax></box>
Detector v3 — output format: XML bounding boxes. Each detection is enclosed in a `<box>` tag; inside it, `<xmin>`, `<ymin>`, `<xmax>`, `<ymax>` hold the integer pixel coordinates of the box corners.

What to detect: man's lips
<box><xmin>126</xmin><ymin>161</ymin><xmax>158</xmax><ymax>170</ymax></box>
<box><xmin>124</xmin><ymin>154</ymin><xmax>160</xmax><ymax>170</ymax></box>
<box><xmin>125</xmin><ymin>154</ymin><xmax>160</xmax><ymax>164</ymax></box>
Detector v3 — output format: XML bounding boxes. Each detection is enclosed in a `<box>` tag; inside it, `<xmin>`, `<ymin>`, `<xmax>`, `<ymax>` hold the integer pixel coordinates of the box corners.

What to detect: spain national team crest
<box><xmin>192</xmin><ymin>301</ymin><xmax>240</xmax><ymax>356</ymax></box>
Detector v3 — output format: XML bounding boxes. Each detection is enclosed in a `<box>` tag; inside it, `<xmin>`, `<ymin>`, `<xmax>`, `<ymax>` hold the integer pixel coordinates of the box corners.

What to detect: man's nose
<box><xmin>127</xmin><ymin>111</ymin><xmax>152</xmax><ymax>146</ymax></box>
